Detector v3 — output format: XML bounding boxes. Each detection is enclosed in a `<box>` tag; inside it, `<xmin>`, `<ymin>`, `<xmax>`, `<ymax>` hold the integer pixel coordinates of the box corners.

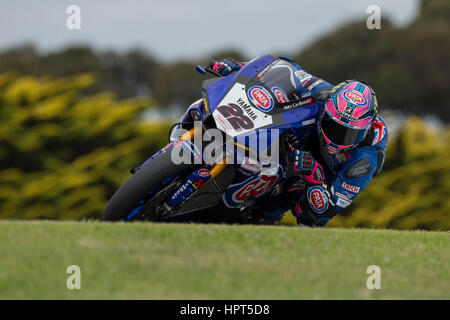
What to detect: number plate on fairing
<box><xmin>212</xmin><ymin>83</ymin><xmax>273</xmax><ymax>137</ymax></box>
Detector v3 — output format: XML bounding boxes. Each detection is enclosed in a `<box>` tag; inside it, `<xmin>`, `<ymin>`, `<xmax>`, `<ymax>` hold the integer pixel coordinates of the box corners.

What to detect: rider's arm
<box><xmin>292</xmin><ymin>149</ymin><xmax>378</xmax><ymax>227</ymax></box>
<box><xmin>290</xmin><ymin>63</ymin><xmax>334</xmax><ymax>101</ymax></box>
<box><xmin>330</xmin><ymin>118</ymin><xmax>389</xmax><ymax>214</ymax></box>
<box><xmin>209</xmin><ymin>58</ymin><xmax>244</xmax><ymax>76</ymax></box>
<box><xmin>292</xmin><ymin>124</ymin><xmax>388</xmax><ymax>227</ymax></box>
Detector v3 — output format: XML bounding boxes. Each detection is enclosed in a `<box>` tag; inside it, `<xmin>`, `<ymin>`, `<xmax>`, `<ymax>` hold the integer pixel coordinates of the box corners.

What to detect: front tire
<box><xmin>102</xmin><ymin>149</ymin><xmax>192</xmax><ymax>221</ymax></box>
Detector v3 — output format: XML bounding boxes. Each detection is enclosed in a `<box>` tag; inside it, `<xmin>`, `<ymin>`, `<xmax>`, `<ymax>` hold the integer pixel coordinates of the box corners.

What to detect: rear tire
<box><xmin>102</xmin><ymin>149</ymin><xmax>192</xmax><ymax>221</ymax></box>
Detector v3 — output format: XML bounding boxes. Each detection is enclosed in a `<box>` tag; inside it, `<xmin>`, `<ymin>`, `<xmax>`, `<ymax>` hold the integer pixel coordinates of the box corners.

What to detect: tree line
<box><xmin>0</xmin><ymin>0</ymin><xmax>448</xmax><ymax>121</ymax></box>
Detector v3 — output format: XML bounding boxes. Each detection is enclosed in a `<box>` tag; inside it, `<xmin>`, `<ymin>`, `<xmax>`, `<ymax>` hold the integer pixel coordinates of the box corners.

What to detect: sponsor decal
<box><xmin>174</xmin><ymin>140</ymin><xmax>181</xmax><ymax>147</ymax></box>
<box><xmin>294</xmin><ymin>70</ymin><xmax>313</xmax><ymax>85</ymax></box>
<box><xmin>271</xmin><ymin>87</ymin><xmax>288</xmax><ymax>104</ymax></box>
<box><xmin>240</xmin><ymin>158</ymin><xmax>262</xmax><ymax>174</ymax></box>
<box><xmin>336</xmin><ymin>197</ymin><xmax>351</xmax><ymax>208</ymax></box>
<box><xmin>343</xmin><ymin>105</ymin><xmax>355</xmax><ymax>117</ymax></box>
<box><xmin>282</xmin><ymin>97</ymin><xmax>312</xmax><ymax>111</ymax></box>
<box><xmin>192</xmin><ymin>178</ymin><xmax>205</xmax><ymax>189</ymax></box>
<box><xmin>306</xmin><ymin>79</ymin><xmax>324</xmax><ymax>91</ymax></box>
<box><xmin>302</xmin><ymin>118</ymin><xmax>315</xmax><ymax>126</ymax></box>
<box><xmin>343</xmin><ymin>89</ymin><xmax>367</xmax><ymax>106</ymax></box>
<box><xmin>335</xmin><ymin>191</ymin><xmax>350</xmax><ymax>200</ymax></box>
<box><xmin>233</xmin><ymin>175</ymin><xmax>278</xmax><ymax>202</ymax></box>
<box><xmin>171</xmin><ymin>179</ymin><xmax>192</xmax><ymax>200</ymax></box>
<box><xmin>197</xmin><ymin>168</ymin><xmax>210</xmax><ymax>177</ymax></box>
<box><xmin>341</xmin><ymin>182</ymin><xmax>360</xmax><ymax>193</ymax></box>
<box><xmin>307</xmin><ymin>186</ymin><xmax>329</xmax><ymax>214</ymax></box>
<box><xmin>223</xmin><ymin>166</ymin><xmax>282</xmax><ymax>207</ymax></box>
<box><xmin>344</xmin><ymin>158</ymin><xmax>372</xmax><ymax>178</ymax></box>
<box><xmin>248</xmin><ymin>86</ymin><xmax>274</xmax><ymax>112</ymax></box>
<box><xmin>335</xmin><ymin>109</ymin><xmax>360</xmax><ymax>122</ymax></box>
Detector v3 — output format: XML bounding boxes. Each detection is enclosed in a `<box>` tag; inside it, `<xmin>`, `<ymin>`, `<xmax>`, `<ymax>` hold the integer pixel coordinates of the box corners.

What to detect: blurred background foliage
<box><xmin>0</xmin><ymin>0</ymin><xmax>448</xmax><ymax>229</ymax></box>
<box><xmin>0</xmin><ymin>72</ymin><xmax>169</xmax><ymax>220</ymax></box>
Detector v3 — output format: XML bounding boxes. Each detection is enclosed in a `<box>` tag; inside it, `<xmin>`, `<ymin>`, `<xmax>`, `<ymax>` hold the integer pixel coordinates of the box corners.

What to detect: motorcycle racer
<box><xmin>209</xmin><ymin>57</ymin><xmax>389</xmax><ymax>227</ymax></box>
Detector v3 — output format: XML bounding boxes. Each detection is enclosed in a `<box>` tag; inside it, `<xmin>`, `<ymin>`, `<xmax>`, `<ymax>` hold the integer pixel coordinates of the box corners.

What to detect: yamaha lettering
<box><xmin>236</xmin><ymin>98</ymin><xmax>257</xmax><ymax>121</ymax></box>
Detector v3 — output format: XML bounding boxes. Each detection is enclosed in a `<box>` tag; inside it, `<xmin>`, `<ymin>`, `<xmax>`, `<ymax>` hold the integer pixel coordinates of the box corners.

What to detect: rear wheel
<box><xmin>102</xmin><ymin>149</ymin><xmax>192</xmax><ymax>221</ymax></box>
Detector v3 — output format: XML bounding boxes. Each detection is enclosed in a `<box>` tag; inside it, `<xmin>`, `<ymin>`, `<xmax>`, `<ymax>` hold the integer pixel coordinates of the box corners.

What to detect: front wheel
<box><xmin>102</xmin><ymin>149</ymin><xmax>192</xmax><ymax>221</ymax></box>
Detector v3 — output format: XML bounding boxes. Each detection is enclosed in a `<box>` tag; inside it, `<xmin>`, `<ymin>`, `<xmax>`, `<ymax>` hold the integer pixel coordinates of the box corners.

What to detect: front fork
<box><xmin>165</xmin><ymin>126</ymin><xmax>228</xmax><ymax>211</ymax></box>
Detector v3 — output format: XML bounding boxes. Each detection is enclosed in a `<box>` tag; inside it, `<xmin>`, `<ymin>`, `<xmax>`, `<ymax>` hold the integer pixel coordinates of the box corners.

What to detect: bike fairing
<box><xmin>127</xmin><ymin>55</ymin><xmax>388</xmax><ymax>226</ymax></box>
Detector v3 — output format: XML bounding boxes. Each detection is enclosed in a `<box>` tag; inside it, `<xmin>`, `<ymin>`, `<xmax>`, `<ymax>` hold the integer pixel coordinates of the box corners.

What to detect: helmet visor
<box><xmin>321</xmin><ymin>112</ymin><xmax>367</xmax><ymax>147</ymax></box>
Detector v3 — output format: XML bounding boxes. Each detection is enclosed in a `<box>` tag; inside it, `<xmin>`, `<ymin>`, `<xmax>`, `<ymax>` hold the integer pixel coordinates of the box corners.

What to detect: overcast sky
<box><xmin>0</xmin><ymin>0</ymin><xmax>420</xmax><ymax>61</ymax></box>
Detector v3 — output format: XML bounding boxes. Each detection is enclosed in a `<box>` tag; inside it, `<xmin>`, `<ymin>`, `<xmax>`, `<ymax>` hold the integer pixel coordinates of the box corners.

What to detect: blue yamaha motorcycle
<box><xmin>102</xmin><ymin>55</ymin><xmax>319</xmax><ymax>223</ymax></box>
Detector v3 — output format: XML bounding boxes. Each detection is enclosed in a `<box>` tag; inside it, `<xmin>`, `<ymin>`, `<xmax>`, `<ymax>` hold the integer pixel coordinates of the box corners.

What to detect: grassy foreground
<box><xmin>0</xmin><ymin>221</ymin><xmax>448</xmax><ymax>299</ymax></box>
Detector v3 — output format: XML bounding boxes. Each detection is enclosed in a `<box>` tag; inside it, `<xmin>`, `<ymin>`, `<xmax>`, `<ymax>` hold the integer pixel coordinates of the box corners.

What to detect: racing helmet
<box><xmin>319</xmin><ymin>80</ymin><xmax>378</xmax><ymax>154</ymax></box>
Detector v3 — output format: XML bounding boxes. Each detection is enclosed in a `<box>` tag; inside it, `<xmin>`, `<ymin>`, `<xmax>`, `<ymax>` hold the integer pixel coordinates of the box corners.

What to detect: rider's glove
<box><xmin>288</xmin><ymin>150</ymin><xmax>332</xmax><ymax>227</ymax></box>
<box><xmin>209</xmin><ymin>58</ymin><xmax>243</xmax><ymax>76</ymax></box>
<box><xmin>289</xmin><ymin>150</ymin><xmax>325</xmax><ymax>185</ymax></box>
<box><xmin>292</xmin><ymin>189</ymin><xmax>334</xmax><ymax>228</ymax></box>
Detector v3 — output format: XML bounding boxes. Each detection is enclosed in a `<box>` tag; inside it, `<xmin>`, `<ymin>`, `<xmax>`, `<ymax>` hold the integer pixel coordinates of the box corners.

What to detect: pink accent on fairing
<box><xmin>304</xmin><ymin>161</ymin><xmax>325</xmax><ymax>184</ymax></box>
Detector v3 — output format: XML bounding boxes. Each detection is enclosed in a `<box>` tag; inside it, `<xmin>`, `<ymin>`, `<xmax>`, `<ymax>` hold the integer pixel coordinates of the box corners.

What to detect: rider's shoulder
<box><xmin>370</xmin><ymin>115</ymin><xmax>389</xmax><ymax>148</ymax></box>
<box><xmin>338</xmin><ymin>147</ymin><xmax>378</xmax><ymax>181</ymax></box>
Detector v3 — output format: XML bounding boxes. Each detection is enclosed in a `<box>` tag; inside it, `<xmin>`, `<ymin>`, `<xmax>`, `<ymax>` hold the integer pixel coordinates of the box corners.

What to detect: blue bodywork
<box><xmin>128</xmin><ymin>56</ymin><xmax>337</xmax><ymax>219</ymax></box>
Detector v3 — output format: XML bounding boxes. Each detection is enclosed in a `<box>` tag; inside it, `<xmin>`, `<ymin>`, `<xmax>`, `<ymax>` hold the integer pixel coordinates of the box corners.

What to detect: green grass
<box><xmin>0</xmin><ymin>221</ymin><xmax>448</xmax><ymax>299</ymax></box>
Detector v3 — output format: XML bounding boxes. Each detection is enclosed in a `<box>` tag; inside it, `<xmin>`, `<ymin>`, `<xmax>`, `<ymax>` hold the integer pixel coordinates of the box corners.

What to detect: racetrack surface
<box><xmin>0</xmin><ymin>221</ymin><xmax>448</xmax><ymax>299</ymax></box>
